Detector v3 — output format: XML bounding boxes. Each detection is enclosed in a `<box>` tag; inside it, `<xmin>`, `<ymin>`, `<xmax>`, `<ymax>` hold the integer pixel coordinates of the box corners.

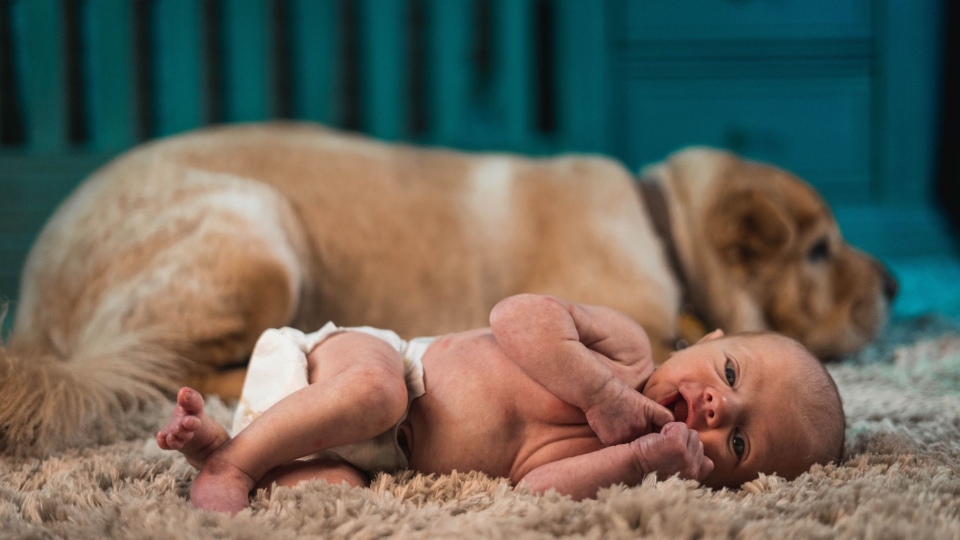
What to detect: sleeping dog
<box><xmin>0</xmin><ymin>123</ymin><xmax>895</xmax><ymax>455</ymax></box>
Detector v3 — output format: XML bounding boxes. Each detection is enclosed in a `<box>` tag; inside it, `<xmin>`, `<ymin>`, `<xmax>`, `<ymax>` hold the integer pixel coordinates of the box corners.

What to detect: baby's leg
<box><xmin>156</xmin><ymin>387</ymin><xmax>231</xmax><ymax>470</ymax></box>
<box><xmin>190</xmin><ymin>332</ymin><xmax>409</xmax><ymax>513</ymax></box>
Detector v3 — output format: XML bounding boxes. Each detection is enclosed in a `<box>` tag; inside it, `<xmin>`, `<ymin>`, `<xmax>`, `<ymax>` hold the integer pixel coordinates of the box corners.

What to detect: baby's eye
<box><xmin>732</xmin><ymin>429</ymin><xmax>746</xmax><ymax>458</ymax></box>
<box><xmin>724</xmin><ymin>358</ymin><xmax>736</xmax><ymax>386</ymax></box>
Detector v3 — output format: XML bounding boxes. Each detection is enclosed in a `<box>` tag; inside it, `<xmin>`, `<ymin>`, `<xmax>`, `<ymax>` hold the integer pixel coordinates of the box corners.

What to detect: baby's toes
<box><xmin>180</xmin><ymin>415</ymin><xmax>201</xmax><ymax>432</ymax></box>
<box><xmin>157</xmin><ymin>429</ymin><xmax>186</xmax><ymax>450</ymax></box>
<box><xmin>164</xmin><ymin>429</ymin><xmax>193</xmax><ymax>450</ymax></box>
<box><xmin>156</xmin><ymin>431</ymin><xmax>171</xmax><ymax>450</ymax></box>
<box><xmin>176</xmin><ymin>387</ymin><xmax>205</xmax><ymax>415</ymax></box>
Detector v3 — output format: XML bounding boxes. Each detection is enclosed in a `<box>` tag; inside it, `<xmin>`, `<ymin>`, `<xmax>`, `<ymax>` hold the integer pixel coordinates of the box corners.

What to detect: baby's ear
<box><xmin>697</xmin><ymin>329</ymin><xmax>725</xmax><ymax>343</ymax></box>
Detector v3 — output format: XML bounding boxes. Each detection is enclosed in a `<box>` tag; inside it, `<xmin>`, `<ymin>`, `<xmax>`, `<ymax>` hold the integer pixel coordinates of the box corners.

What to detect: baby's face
<box><xmin>642</xmin><ymin>332</ymin><xmax>822</xmax><ymax>488</ymax></box>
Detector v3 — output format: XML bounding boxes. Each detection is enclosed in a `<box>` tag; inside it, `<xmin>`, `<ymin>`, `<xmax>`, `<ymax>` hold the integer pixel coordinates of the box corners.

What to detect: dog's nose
<box><xmin>879</xmin><ymin>263</ymin><xmax>899</xmax><ymax>301</ymax></box>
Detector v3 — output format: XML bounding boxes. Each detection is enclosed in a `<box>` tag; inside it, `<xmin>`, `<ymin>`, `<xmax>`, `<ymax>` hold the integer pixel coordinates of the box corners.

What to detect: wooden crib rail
<box><xmin>0</xmin><ymin>0</ymin><xmax>608</xmax><ymax>155</ymax></box>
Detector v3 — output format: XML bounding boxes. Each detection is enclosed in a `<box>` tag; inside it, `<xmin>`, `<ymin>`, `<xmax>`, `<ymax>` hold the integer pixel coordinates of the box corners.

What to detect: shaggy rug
<box><xmin>1</xmin><ymin>312</ymin><xmax>959</xmax><ymax>540</ymax></box>
<box><xmin>4</xmin><ymin>253</ymin><xmax>960</xmax><ymax>539</ymax></box>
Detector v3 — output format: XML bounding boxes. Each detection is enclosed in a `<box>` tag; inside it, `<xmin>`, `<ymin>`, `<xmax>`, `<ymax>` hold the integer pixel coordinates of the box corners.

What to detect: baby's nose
<box><xmin>702</xmin><ymin>387</ymin><xmax>734</xmax><ymax>428</ymax></box>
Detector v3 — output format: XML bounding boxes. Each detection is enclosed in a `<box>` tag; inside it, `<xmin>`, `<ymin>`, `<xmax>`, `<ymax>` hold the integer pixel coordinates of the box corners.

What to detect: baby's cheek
<box><xmin>696</xmin><ymin>430</ymin><xmax>723</xmax><ymax>458</ymax></box>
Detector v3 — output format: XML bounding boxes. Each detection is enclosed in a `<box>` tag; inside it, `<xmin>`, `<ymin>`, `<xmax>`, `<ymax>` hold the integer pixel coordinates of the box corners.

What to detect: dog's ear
<box><xmin>707</xmin><ymin>189</ymin><xmax>794</xmax><ymax>267</ymax></box>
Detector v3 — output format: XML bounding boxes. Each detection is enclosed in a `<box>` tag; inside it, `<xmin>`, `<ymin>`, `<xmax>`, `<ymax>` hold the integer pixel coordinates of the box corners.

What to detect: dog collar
<box><xmin>636</xmin><ymin>178</ymin><xmax>708</xmax><ymax>350</ymax></box>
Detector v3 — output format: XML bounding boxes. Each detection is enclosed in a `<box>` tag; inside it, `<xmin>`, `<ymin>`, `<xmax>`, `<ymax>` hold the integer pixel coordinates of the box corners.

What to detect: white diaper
<box><xmin>231</xmin><ymin>322</ymin><xmax>433</xmax><ymax>472</ymax></box>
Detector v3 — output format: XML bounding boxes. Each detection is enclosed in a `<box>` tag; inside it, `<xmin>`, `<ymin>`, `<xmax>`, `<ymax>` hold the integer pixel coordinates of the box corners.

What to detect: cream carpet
<box><xmin>1</xmin><ymin>314</ymin><xmax>959</xmax><ymax>539</ymax></box>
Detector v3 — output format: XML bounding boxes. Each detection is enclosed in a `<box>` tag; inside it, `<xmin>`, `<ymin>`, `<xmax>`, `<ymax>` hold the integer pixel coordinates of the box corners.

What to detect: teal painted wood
<box><xmin>152</xmin><ymin>0</ymin><xmax>207</xmax><ymax>136</ymax></box>
<box><xmin>622</xmin><ymin>77</ymin><xmax>873</xmax><ymax>204</ymax></box>
<box><xmin>619</xmin><ymin>0</ymin><xmax>872</xmax><ymax>41</ymax></box>
<box><xmin>878</xmin><ymin>0</ymin><xmax>944</xmax><ymax>205</ymax></box>
<box><xmin>834</xmin><ymin>205</ymin><xmax>955</xmax><ymax>259</ymax></box>
<box><xmin>426</xmin><ymin>0</ymin><xmax>474</xmax><ymax>145</ymax></box>
<box><xmin>493</xmin><ymin>0</ymin><xmax>533</xmax><ymax>148</ymax></box>
<box><xmin>359</xmin><ymin>0</ymin><xmax>407</xmax><ymax>140</ymax></box>
<box><xmin>17</xmin><ymin>0</ymin><xmax>66</xmax><ymax>151</ymax></box>
<box><xmin>289</xmin><ymin>0</ymin><xmax>341</xmax><ymax>125</ymax></box>
<box><xmin>222</xmin><ymin>0</ymin><xmax>274</xmax><ymax>122</ymax></box>
<box><xmin>554</xmin><ymin>0</ymin><xmax>607</xmax><ymax>153</ymax></box>
<box><xmin>0</xmin><ymin>152</ymin><xmax>115</xmax><ymax>309</ymax></box>
<box><xmin>85</xmin><ymin>0</ymin><xmax>136</xmax><ymax>150</ymax></box>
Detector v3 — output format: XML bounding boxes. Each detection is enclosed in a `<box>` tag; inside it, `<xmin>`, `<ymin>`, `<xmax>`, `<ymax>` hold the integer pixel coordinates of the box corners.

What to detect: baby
<box><xmin>157</xmin><ymin>294</ymin><xmax>845</xmax><ymax>513</ymax></box>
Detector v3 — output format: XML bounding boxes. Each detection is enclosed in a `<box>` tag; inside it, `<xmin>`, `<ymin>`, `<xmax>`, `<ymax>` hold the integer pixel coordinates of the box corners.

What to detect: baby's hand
<box><xmin>583</xmin><ymin>379</ymin><xmax>674</xmax><ymax>446</ymax></box>
<box><xmin>630</xmin><ymin>422</ymin><xmax>714</xmax><ymax>482</ymax></box>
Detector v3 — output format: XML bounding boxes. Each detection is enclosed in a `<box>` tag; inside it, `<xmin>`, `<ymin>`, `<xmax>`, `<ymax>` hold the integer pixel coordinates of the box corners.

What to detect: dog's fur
<box><xmin>0</xmin><ymin>123</ymin><xmax>895</xmax><ymax>456</ymax></box>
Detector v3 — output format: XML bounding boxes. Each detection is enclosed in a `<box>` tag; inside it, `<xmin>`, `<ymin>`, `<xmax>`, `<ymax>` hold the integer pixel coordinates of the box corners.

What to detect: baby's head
<box><xmin>642</xmin><ymin>330</ymin><xmax>844</xmax><ymax>488</ymax></box>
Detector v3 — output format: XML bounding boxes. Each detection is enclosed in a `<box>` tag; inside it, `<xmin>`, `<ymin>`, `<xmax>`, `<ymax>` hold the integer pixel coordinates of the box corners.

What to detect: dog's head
<box><xmin>646</xmin><ymin>148</ymin><xmax>897</xmax><ymax>360</ymax></box>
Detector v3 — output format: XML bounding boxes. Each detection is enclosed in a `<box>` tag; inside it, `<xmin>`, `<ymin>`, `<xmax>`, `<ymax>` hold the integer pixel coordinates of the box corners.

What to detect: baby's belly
<box><xmin>404</xmin><ymin>385</ymin><xmax>523</xmax><ymax>479</ymax></box>
<box><xmin>405</xmin><ymin>329</ymin><xmax>604</xmax><ymax>481</ymax></box>
<box><xmin>405</xmin><ymin>382</ymin><xmax>603</xmax><ymax>481</ymax></box>
<box><xmin>507</xmin><ymin>424</ymin><xmax>605</xmax><ymax>482</ymax></box>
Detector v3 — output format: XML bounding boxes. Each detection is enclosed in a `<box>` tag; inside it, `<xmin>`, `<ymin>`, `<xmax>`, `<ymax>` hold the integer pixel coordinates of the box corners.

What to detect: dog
<box><xmin>0</xmin><ymin>122</ymin><xmax>896</xmax><ymax>455</ymax></box>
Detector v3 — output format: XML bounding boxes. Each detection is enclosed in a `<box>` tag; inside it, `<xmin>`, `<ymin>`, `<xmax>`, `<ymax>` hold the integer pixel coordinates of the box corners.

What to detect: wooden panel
<box><xmin>0</xmin><ymin>233</ymin><xmax>33</xmax><ymax>299</ymax></box>
<box><xmin>0</xmin><ymin>153</ymin><xmax>114</xmax><ymax>305</ymax></box>
<box><xmin>425</xmin><ymin>0</ymin><xmax>474</xmax><ymax>144</ymax></box>
<box><xmin>85</xmin><ymin>0</ymin><xmax>137</xmax><ymax>150</ymax></box>
<box><xmin>0</xmin><ymin>153</ymin><xmax>114</xmax><ymax>230</ymax></box>
<box><xmin>619</xmin><ymin>0</ymin><xmax>872</xmax><ymax>41</ymax></box>
<box><xmin>289</xmin><ymin>0</ymin><xmax>340</xmax><ymax>124</ymax></box>
<box><xmin>554</xmin><ymin>0</ymin><xmax>608</xmax><ymax>153</ymax></box>
<box><xmin>492</xmin><ymin>0</ymin><xmax>533</xmax><ymax>147</ymax></box>
<box><xmin>152</xmin><ymin>0</ymin><xmax>207</xmax><ymax>135</ymax></box>
<box><xmin>623</xmin><ymin>77</ymin><xmax>873</xmax><ymax>204</ymax></box>
<box><xmin>17</xmin><ymin>0</ymin><xmax>67</xmax><ymax>151</ymax></box>
<box><xmin>834</xmin><ymin>205</ymin><xmax>956</xmax><ymax>259</ymax></box>
<box><xmin>359</xmin><ymin>0</ymin><xmax>407</xmax><ymax>140</ymax></box>
<box><xmin>878</xmin><ymin>0</ymin><xmax>944</xmax><ymax>205</ymax></box>
<box><xmin>222</xmin><ymin>0</ymin><xmax>274</xmax><ymax>121</ymax></box>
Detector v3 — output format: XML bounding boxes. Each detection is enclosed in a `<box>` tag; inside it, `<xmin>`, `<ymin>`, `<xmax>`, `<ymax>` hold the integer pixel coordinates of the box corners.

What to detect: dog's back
<box><xmin>2</xmin><ymin>123</ymin><xmax>676</xmax><ymax>455</ymax></box>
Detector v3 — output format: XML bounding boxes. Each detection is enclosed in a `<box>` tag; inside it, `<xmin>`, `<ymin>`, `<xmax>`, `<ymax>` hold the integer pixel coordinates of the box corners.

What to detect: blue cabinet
<box><xmin>619</xmin><ymin>76</ymin><xmax>873</xmax><ymax>203</ymax></box>
<box><xmin>605</xmin><ymin>0</ymin><xmax>949</xmax><ymax>257</ymax></box>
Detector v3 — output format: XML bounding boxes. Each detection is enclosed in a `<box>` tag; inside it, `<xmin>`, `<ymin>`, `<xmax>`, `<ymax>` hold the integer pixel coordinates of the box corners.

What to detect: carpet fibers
<box><xmin>2</xmin><ymin>315</ymin><xmax>959</xmax><ymax>539</ymax></box>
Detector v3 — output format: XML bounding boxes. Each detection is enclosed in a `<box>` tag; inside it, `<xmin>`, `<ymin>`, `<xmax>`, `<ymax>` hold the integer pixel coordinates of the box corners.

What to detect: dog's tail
<box><xmin>0</xmin><ymin>306</ymin><xmax>188</xmax><ymax>457</ymax></box>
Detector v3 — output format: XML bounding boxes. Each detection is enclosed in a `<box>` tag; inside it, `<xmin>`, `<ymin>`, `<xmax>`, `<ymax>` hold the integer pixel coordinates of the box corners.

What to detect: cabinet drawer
<box><xmin>619</xmin><ymin>1</ymin><xmax>872</xmax><ymax>41</ymax></box>
<box><xmin>621</xmin><ymin>77</ymin><xmax>872</xmax><ymax>203</ymax></box>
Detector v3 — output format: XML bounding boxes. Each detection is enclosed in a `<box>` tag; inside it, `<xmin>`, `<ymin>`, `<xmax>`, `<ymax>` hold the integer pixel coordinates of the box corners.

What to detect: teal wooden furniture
<box><xmin>0</xmin><ymin>0</ymin><xmax>949</xmax><ymax>335</ymax></box>
<box><xmin>606</xmin><ymin>0</ymin><xmax>950</xmax><ymax>259</ymax></box>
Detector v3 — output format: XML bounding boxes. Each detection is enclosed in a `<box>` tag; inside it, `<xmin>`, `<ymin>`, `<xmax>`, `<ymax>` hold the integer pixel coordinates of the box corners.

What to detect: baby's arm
<box><xmin>520</xmin><ymin>423</ymin><xmax>714</xmax><ymax>501</ymax></box>
<box><xmin>490</xmin><ymin>294</ymin><xmax>672</xmax><ymax>445</ymax></box>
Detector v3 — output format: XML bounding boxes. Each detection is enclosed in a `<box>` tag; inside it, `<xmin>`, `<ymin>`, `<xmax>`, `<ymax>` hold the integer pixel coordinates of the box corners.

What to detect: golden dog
<box><xmin>0</xmin><ymin>123</ymin><xmax>895</xmax><ymax>455</ymax></box>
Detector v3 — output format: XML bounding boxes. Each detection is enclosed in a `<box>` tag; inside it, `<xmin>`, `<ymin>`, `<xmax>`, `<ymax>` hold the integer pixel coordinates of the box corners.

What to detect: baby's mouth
<box><xmin>660</xmin><ymin>392</ymin><xmax>689</xmax><ymax>423</ymax></box>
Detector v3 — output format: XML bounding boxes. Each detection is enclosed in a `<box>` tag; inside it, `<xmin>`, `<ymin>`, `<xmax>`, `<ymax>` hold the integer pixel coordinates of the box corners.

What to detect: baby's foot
<box><xmin>190</xmin><ymin>456</ymin><xmax>257</xmax><ymax>514</ymax></box>
<box><xmin>156</xmin><ymin>387</ymin><xmax>230</xmax><ymax>469</ymax></box>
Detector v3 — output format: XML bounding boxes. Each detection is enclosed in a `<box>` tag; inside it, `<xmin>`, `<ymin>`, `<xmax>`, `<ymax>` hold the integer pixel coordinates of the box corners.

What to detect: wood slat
<box><xmin>553</xmin><ymin>0</ymin><xmax>607</xmax><ymax>153</ymax></box>
<box><xmin>222</xmin><ymin>0</ymin><xmax>273</xmax><ymax>122</ymax></box>
<box><xmin>85</xmin><ymin>0</ymin><xmax>136</xmax><ymax>150</ymax></box>
<box><xmin>492</xmin><ymin>0</ymin><xmax>533</xmax><ymax>148</ymax></box>
<box><xmin>18</xmin><ymin>0</ymin><xmax>67</xmax><ymax>151</ymax></box>
<box><xmin>426</xmin><ymin>0</ymin><xmax>473</xmax><ymax>144</ymax></box>
<box><xmin>152</xmin><ymin>0</ymin><xmax>207</xmax><ymax>136</ymax></box>
<box><xmin>289</xmin><ymin>0</ymin><xmax>340</xmax><ymax>125</ymax></box>
<box><xmin>359</xmin><ymin>0</ymin><xmax>407</xmax><ymax>140</ymax></box>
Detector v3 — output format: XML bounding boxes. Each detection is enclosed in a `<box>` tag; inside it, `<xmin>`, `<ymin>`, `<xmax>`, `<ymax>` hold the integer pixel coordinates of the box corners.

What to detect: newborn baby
<box><xmin>157</xmin><ymin>294</ymin><xmax>844</xmax><ymax>513</ymax></box>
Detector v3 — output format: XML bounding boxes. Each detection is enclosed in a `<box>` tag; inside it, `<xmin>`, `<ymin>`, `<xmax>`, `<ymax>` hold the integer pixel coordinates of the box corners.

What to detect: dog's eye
<box><xmin>807</xmin><ymin>238</ymin><xmax>830</xmax><ymax>262</ymax></box>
